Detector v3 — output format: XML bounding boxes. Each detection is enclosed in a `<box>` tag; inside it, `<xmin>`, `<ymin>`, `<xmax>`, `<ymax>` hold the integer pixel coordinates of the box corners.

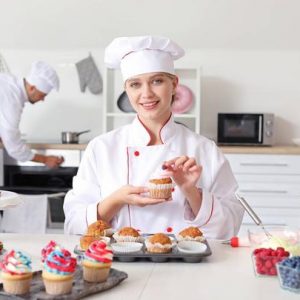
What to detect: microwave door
<box><xmin>218</xmin><ymin>114</ymin><xmax>262</xmax><ymax>144</ymax></box>
<box><xmin>258</xmin><ymin>115</ymin><xmax>263</xmax><ymax>143</ymax></box>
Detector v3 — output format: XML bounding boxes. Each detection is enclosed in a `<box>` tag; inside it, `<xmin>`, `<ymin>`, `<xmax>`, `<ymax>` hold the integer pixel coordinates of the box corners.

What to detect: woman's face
<box><xmin>125</xmin><ymin>72</ymin><xmax>178</xmax><ymax>124</ymax></box>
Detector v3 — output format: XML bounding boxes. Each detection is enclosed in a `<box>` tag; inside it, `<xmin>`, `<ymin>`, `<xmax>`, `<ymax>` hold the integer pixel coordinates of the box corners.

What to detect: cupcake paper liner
<box><xmin>111</xmin><ymin>242</ymin><xmax>143</xmax><ymax>254</ymax></box>
<box><xmin>177</xmin><ymin>235</ymin><xmax>206</xmax><ymax>242</ymax></box>
<box><xmin>113</xmin><ymin>232</ymin><xmax>144</xmax><ymax>243</ymax></box>
<box><xmin>148</xmin><ymin>182</ymin><xmax>174</xmax><ymax>199</ymax></box>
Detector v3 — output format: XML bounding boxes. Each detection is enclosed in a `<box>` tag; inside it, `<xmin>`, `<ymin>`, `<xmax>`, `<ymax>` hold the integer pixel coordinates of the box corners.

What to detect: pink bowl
<box><xmin>171</xmin><ymin>84</ymin><xmax>194</xmax><ymax>114</ymax></box>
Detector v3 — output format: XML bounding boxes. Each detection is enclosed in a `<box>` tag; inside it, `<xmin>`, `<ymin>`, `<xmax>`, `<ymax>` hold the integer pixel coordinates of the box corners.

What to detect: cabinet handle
<box><xmin>240</xmin><ymin>190</ymin><xmax>288</xmax><ymax>194</ymax></box>
<box><xmin>240</xmin><ymin>163</ymin><xmax>288</xmax><ymax>167</ymax></box>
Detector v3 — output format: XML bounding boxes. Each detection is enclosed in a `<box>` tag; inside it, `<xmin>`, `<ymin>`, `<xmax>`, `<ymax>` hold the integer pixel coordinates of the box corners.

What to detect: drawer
<box><xmin>242</xmin><ymin>207</ymin><xmax>300</xmax><ymax>226</ymax></box>
<box><xmin>226</xmin><ymin>154</ymin><xmax>300</xmax><ymax>175</ymax></box>
<box><xmin>235</xmin><ymin>174</ymin><xmax>300</xmax><ymax>184</ymax></box>
<box><xmin>238</xmin><ymin>182</ymin><xmax>300</xmax><ymax>197</ymax></box>
<box><xmin>237</xmin><ymin>194</ymin><xmax>300</xmax><ymax>208</ymax></box>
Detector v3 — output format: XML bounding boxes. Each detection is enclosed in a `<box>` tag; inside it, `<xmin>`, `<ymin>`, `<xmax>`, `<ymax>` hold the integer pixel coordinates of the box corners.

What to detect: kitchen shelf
<box><xmin>102</xmin><ymin>67</ymin><xmax>201</xmax><ymax>133</ymax></box>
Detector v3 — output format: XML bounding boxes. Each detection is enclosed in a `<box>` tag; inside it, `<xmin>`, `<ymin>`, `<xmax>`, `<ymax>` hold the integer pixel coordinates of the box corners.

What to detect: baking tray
<box><xmin>74</xmin><ymin>234</ymin><xmax>212</xmax><ymax>263</ymax></box>
<box><xmin>0</xmin><ymin>266</ymin><xmax>127</xmax><ymax>299</ymax></box>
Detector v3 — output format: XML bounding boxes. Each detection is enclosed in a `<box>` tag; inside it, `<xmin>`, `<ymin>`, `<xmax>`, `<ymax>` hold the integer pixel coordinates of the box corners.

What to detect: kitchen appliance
<box><xmin>61</xmin><ymin>130</ymin><xmax>90</xmax><ymax>144</ymax></box>
<box><xmin>3</xmin><ymin>163</ymin><xmax>78</xmax><ymax>229</ymax></box>
<box><xmin>217</xmin><ymin>113</ymin><xmax>274</xmax><ymax>146</ymax></box>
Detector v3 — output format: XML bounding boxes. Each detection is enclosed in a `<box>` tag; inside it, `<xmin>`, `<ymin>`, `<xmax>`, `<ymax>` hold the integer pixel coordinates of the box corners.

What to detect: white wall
<box><xmin>1</xmin><ymin>0</ymin><xmax>300</xmax><ymax>144</ymax></box>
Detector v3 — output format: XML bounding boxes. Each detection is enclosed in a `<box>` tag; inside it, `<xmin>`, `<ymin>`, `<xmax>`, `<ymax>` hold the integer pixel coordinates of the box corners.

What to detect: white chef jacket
<box><xmin>64</xmin><ymin>116</ymin><xmax>244</xmax><ymax>239</ymax></box>
<box><xmin>0</xmin><ymin>74</ymin><xmax>34</xmax><ymax>162</ymax></box>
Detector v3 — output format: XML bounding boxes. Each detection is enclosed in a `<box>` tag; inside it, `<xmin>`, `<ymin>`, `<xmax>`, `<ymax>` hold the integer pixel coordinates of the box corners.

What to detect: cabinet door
<box><xmin>226</xmin><ymin>153</ymin><xmax>300</xmax><ymax>226</ymax></box>
<box><xmin>226</xmin><ymin>154</ymin><xmax>300</xmax><ymax>175</ymax></box>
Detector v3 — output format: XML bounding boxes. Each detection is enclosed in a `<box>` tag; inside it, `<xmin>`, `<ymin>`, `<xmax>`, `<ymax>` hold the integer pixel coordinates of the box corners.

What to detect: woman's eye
<box><xmin>130</xmin><ymin>82</ymin><xmax>141</xmax><ymax>88</ymax></box>
<box><xmin>152</xmin><ymin>78</ymin><xmax>163</xmax><ymax>85</ymax></box>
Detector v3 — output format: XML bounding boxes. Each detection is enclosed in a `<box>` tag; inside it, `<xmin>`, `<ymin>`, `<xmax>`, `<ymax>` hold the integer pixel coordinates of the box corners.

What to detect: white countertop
<box><xmin>0</xmin><ymin>234</ymin><xmax>298</xmax><ymax>300</ymax></box>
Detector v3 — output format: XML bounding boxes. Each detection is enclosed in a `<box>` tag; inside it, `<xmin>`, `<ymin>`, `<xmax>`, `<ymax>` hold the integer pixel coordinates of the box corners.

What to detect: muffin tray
<box><xmin>0</xmin><ymin>267</ymin><xmax>127</xmax><ymax>299</ymax></box>
<box><xmin>74</xmin><ymin>234</ymin><xmax>212</xmax><ymax>263</ymax></box>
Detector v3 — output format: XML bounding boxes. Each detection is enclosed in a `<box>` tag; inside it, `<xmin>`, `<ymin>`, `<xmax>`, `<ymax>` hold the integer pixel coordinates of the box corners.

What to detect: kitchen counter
<box><xmin>220</xmin><ymin>145</ymin><xmax>300</xmax><ymax>155</ymax></box>
<box><xmin>0</xmin><ymin>234</ymin><xmax>298</xmax><ymax>299</ymax></box>
<box><xmin>2</xmin><ymin>141</ymin><xmax>300</xmax><ymax>154</ymax></box>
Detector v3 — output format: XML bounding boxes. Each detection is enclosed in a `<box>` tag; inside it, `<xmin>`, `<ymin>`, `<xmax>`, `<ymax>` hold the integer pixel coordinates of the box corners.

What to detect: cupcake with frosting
<box><xmin>41</xmin><ymin>240</ymin><xmax>61</xmax><ymax>263</ymax></box>
<box><xmin>82</xmin><ymin>240</ymin><xmax>113</xmax><ymax>283</ymax></box>
<box><xmin>148</xmin><ymin>168</ymin><xmax>174</xmax><ymax>199</ymax></box>
<box><xmin>42</xmin><ymin>248</ymin><xmax>77</xmax><ymax>295</ymax></box>
<box><xmin>0</xmin><ymin>250</ymin><xmax>32</xmax><ymax>295</ymax></box>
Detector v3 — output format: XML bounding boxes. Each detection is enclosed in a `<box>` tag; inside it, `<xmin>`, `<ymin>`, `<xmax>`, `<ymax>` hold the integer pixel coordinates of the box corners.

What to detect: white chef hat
<box><xmin>26</xmin><ymin>61</ymin><xmax>59</xmax><ymax>94</ymax></box>
<box><xmin>104</xmin><ymin>35</ymin><xmax>185</xmax><ymax>81</ymax></box>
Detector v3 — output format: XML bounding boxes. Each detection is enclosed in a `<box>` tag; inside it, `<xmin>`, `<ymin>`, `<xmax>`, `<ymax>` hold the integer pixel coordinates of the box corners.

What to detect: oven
<box><xmin>2</xmin><ymin>148</ymin><xmax>80</xmax><ymax>230</ymax></box>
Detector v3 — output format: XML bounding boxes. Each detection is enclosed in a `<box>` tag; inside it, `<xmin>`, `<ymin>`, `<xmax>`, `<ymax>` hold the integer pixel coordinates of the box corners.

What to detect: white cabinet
<box><xmin>102</xmin><ymin>67</ymin><xmax>201</xmax><ymax>133</ymax></box>
<box><xmin>225</xmin><ymin>153</ymin><xmax>300</xmax><ymax>227</ymax></box>
<box><xmin>0</xmin><ymin>148</ymin><xmax>3</xmax><ymax>186</ymax></box>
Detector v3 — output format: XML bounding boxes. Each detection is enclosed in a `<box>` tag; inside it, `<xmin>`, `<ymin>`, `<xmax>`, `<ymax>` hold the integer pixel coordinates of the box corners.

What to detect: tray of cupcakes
<box><xmin>0</xmin><ymin>239</ymin><xmax>127</xmax><ymax>299</ymax></box>
<box><xmin>74</xmin><ymin>221</ymin><xmax>212</xmax><ymax>263</ymax></box>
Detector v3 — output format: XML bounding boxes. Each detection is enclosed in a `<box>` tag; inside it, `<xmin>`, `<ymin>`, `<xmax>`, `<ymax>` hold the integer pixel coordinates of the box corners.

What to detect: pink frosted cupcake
<box><xmin>0</xmin><ymin>250</ymin><xmax>32</xmax><ymax>295</ymax></box>
<box><xmin>42</xmin><ymin>248</ymin><xmax>77</xmax><ymax>295</ymax></box>
<box><xmin>41</xmin><ymin>240</ymin><xmax>61</xmax><ymax>263</ymax></box>
<box><xmin>82</xmin><ymin>240</ymin><xmax>113</xmax><ymax>283</ymax></box>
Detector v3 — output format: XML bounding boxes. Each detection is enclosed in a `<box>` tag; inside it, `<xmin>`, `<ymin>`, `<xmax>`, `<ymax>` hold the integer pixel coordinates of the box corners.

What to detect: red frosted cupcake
<box><xmin>42</xmin><ymin>247</ymin><xmax>77</xmax><ymax>295</ymax></box>
<box><xmin>0</xmin><ymin>250</ymin><xmax>32</xmax><ymax>295</ymax></box>
<box><xmin>82</xmin><ymin>240</ymin><xmax>113</xmax><ymax>283</ymax></box>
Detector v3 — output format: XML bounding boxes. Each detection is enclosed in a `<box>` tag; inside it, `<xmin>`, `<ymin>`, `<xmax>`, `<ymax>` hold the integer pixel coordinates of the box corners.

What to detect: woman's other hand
<box><xmin>162</xmin><ymin>156</ymin><xmax>202</xmax><ymax>193</ymax></box>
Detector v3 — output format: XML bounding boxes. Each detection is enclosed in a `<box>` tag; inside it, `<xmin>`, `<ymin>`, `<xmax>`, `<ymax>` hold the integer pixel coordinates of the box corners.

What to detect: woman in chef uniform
<box><xmin>64</xmin><ymin>36</ymin><xmax>244</xmax><ymax>239</ymax></box>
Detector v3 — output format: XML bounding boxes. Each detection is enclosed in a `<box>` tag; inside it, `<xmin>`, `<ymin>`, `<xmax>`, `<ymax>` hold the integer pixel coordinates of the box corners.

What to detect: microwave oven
<box><xmin>217</xmin><ymin>113</ymin><xmax>274</xmax><ymax>146</ymax></box>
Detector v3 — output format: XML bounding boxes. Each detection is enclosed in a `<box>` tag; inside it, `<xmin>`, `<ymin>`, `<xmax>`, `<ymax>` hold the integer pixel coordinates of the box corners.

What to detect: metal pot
<box><xmin>61</xmin><ymin>130</ymin><xmax>90</xmax><ymax>144</ymax></box>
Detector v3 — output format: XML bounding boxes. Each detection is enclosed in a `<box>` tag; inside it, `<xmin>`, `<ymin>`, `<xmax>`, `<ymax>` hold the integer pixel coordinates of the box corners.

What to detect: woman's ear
<box><xmin>172</xmin><ymin>76</ymin><xmax>179</xmax><ymax>95</ymax></box>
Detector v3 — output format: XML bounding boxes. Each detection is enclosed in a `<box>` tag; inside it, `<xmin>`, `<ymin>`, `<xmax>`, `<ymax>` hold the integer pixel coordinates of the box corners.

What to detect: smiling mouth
<box><xmin>140</xmin><ymin>101</ymin><xmax>159</xmax><ymax>109</ymax></box>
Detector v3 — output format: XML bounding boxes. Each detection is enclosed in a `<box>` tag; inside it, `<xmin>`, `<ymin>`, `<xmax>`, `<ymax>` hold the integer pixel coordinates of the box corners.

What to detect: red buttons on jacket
<box><xmin>171</xmin><ymin>187</ymin><xmax>175</xmax><ymax>192</ymax></box>
<box><xmin>134</xmin><ymin>151</ymin><xmax>140</xmax><ymax>156</ymax></box>
<box><xmin>166</xmin><ymin>227</ymin><xmax>173</xmax><ymax>233</ymax></box>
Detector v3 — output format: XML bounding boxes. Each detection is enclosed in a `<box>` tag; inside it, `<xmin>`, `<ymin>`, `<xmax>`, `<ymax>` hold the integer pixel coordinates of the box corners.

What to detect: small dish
<box><xmin>277</xmin><ymin>257</ymin><xmax>300</xmax><ymax>293</ymax></box>
<box><xmin>111</xmin><ymin>242</ymin><xmax>143</xmax><ymax>254</ymax></box>
<box><xmin>248</xmin><ymin>226</ymin><xmax>300</xmax><ymax>255</ymax></box>
<box><xmin>177</xmin><ymin>241</ymin><xmax>207</xmax><ymax>254</ymax></box>
<box><xmin>292</xmin><ymin>138</ymin><xmax>300</xmax><ymax>146</ymax></box>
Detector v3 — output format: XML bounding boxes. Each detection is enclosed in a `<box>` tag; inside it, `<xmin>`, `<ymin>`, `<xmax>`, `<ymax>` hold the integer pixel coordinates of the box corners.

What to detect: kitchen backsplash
<box><xmin>2</xmin><ymin>48</ymin><xmax>300</xmax><ymax>145</ymax></box>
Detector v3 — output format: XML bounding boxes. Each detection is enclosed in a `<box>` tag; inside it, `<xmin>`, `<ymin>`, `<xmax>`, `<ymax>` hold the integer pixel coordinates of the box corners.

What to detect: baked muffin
<box><xmin>177</xmin><ymin>226</ymin><xmax>205</xmax><ymax>242</ymax></box>
<box><xmin>113</xmin><ymin>227</ymin><xmax>143</xmax><ymax>243</ymax></box>
<box><xmin>80</xmin><ymin>235</ymin><xmax>110</xmax><ymax>251</ymax></box>
<box><xmin>145</xmin><ymin>233</ymin><xmax>173</xmax><ymax>253</ymax></box>
<box><xmin>148</xmin><ymin>176</ymin><xmax>173</xmax><ymax>199</ymax></box>
<box><xmin>86</xmin><ymin>220</ymin><xmax>113</xmax><ymax>237</ymax></box>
